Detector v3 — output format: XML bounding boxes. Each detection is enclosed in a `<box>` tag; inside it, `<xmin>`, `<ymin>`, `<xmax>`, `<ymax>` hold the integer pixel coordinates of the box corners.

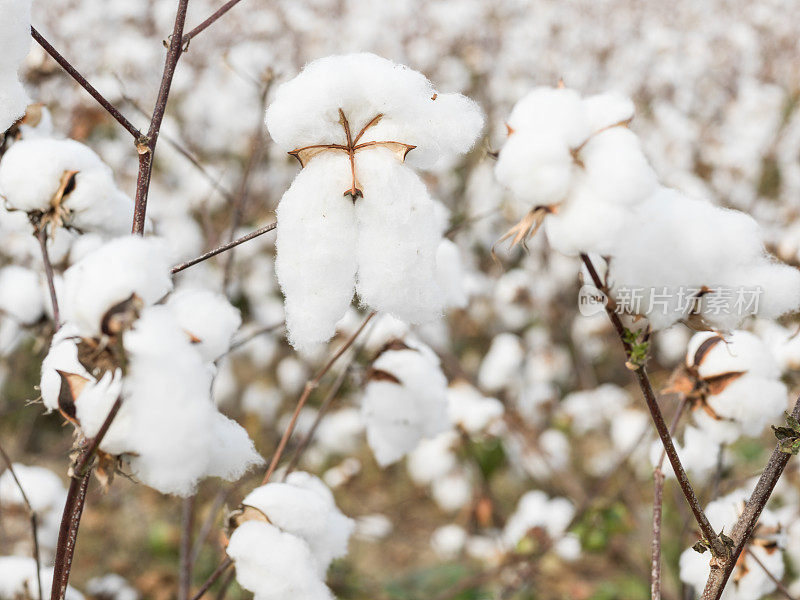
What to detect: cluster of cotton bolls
<box><xmin>0</xmin><ymin>0</ymin><xmax>31</xmax><ymax>132</ymax></box>
<box><xmin>38</xmin><ymin>236</ymin><xmax>263</xmax><ymax>495</ymax></box>
<box><xmin>496</xmin><ymin>85</ymin><xmax>800</xmax><ymax>334</ymax></box>
<box><xmin>269</xmin><ymin>53</ymin><xmax>483</xmax><ymax>352</ymax></box>
<box><xmin>225</xmin><ymin>471</ymin><xmax>353</xmax><ymax>600</ymax></box>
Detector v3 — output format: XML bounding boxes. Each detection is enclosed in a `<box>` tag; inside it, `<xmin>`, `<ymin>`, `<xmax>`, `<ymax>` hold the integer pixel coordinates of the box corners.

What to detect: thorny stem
<box><xmin>30</xmin><ymin>27</ymin><xmax>143</xmax><ymax>139</ymax></box>
<box><xmin>700</xmin><ymin>395</ymin><xmax>800</xmax><ymax>599</ymax></box>
<box><xmin>0</xmin><ymin>442</ymin><xmax>44</xmax><ymax>600</ymax></box>
<box><xmin>189</xmin><ymin>557</ymin><xmax>233</xmax><ymax>600</ymax></box>
<box><xmin>579</xmin><ymin>253</ymin><xmax>726</xmax><ymax>559</ymax></box>
<box><xmin>181</xmin><ymin>0</ymin><xmax>245</xmax><ymax>46</ymax></box>
<box><xmin>745</xmin><ymin>547</ymin><xmax>796</xmax><ymax>600</ymax></box>
<box><xmin>34</xmin><ymin>225</ymin><xmax>60</xmax><ymax>331</ymax></box>
<box><xmin>171</xmin><ymin>222</ymin><xmax>277</xmax><ymax>274</ymax></box>
<box><xmin>261</xmin><ymin>311</ymin><xmax>376</xmax><ymax>485</ymax></box>
<box><xmin>132</xmin><ymin>0</ymin><xmax>190</xmax><ymax>235</ymax></box>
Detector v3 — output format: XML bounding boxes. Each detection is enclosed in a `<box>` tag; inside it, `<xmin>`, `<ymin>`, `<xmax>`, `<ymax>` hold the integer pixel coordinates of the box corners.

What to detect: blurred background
<box><xmin>3</xmin><ymin>1</ymin><xmax>800</xmax><ymax>599</ymax></box>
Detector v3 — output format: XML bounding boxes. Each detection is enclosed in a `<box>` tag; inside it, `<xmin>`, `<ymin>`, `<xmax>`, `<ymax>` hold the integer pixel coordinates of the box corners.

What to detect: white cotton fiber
<box><xmin>0</xmin><ymin>0</ymin><xmax>32</xmax><ymax>132</ymax></box>
<box><xmin>361</xmin><ymin>340</ymin><xmax>451</xmax><ymax>466</ymax></box>
<box><xmin>166</xmin><ymin>287</ymin><xmax>242</xmax><ymax>362</ymax></box>
<box><xmin>447</xmin><ymin>382</ymin><xmax>504</xmax><ymax>434</ymax></box>
<box><xmin>0</xmin><ymin>138</ymin><xmax>134</xmax><ymax>234</ymax></box>
<box><xmin>477</xmin><ymin>333</ymin><xmax>524</xmax><ymax>392</ymax></box>
<box><xmin>503</xmin><ymin>490</ymin><xmax>576</xmax><ymax>550</ymax></box>
<box><xmin>61</xmin><ymin>236</ymin><xmax>173</xmax><ymax>337</ymax></box>
<box><xmin>0</xmin><ymin>556</ymin><xmax>85</xmax><ymax>600</ymax></box>
<box><xmin>268</xmin><ymin>53</ymin><xmax>483</xmax><ymax>351</ymax></box>
<box><xmin>0</xmin><ymin>265</ymin><xmax>44</xmax><ymax>324</ymax></box>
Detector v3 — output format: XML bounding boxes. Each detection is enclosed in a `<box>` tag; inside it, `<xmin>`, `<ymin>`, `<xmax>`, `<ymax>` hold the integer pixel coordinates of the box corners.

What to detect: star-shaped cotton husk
<box><xmin>288</xmin><ymin>109</ymin><xmax>416</xmax><ymax>200</ymax></box>
<box><xmin>663</xmin><ymin>335</ymin><xmax>746</xmax><ymax>420</ymax></box>
<box><xmin>30</xmin><ymin>169</ymin><xmax>79</xmax><ymax>233</ymax></box>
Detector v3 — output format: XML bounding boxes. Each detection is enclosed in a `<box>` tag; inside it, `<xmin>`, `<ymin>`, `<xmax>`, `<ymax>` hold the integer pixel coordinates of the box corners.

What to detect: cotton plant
<box><xmin>267</xmin><ymin>52</ymin><xmax>484</xmax><ymax>352</ymax></box>
<box><xmin>0</xmin><ymin>0</ymin><xmax>31</xmax><ymax>132</ymax></box>
<box><xmin>0</xmin><ymin>138</ymin><xmax>136</xmax><ymax>237</ymax></box>
<box><xmin>0</xmin><ymin>556</ymin><xmax>84</xmax><ymax>600</ymax></box>
<box><xmin>360</xmin><ymin>337</ymin><xmax>451</xmax><ymax>466</ymax></box>
<box><xmin>664</xmin><ymin>331</ymin><xmax>787</xmax><ymax>444</ymax></box>
<box><xmin>679</xmin><ymin>489</ymin><xmax>785</xmax><ymax>600</ymax></box>
<box><xmin>503</xmin><ymin>490</ymin><xmax>581</xmax><ymax>562</ymax></box>
<box><xmin>225</xmin><ymin>471</ymin><xmax>354</xmax><ymax>600</ymax></box>
<box><xmin>38</xmin><ymin>236</ymin><xmax>263</xmax><ymax>495</ymax></box>
<box><xmin>0</xmin><ymin>463</ymin><xmax>67</xmax><ymax>558</ymax></box>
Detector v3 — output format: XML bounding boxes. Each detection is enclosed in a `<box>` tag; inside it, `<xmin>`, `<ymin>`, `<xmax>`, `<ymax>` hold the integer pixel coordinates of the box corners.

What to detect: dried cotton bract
<box><xmin>0</xmin><ymin>139</ymin><xmax>135</xmax><ymax>236</ymax></box>
<box><xmin>226</xmin><ymin>472</ymin><xmax>354</xmax><ymax>600</ymax></box>
<box><xmin>0</xmin><ymin>0</ymin><xmax>31</xmax><ymax>132</ymax></box>
<box><xmin>40</xmin><ymin>237</ymin><xmax>263</xmax><ymax>496</ymax></box>
<box><xmin>267</xmin><ymin>53</ymin><xmax>484</xmax><ymax>351</ymax></box>
<box><xmin>361</xmin><ymin>338</ymin><xmax>451</xmax><ymax>466</ymax></box>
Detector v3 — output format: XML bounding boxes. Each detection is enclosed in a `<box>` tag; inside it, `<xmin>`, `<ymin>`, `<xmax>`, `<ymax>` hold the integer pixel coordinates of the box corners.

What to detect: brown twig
<box><xmin>700</xmin><ymin>396</ymin><xmax>800</xmax><ymax>599</ymax></box>
<box><xmin>745</xmin><ymin>547</ymin><xmax>796</xmax><ymax>600</ymax></box>
<box><xmin>261</xmin><ymin>311</ymin><xmax>376</xmax><ymax>485</ymax></box>
<box><xmin>30</xmin><ymin>27</ymin><xmax>142</xmax><ymax>140</ymax></box>
<box><xmin>580</xmin><ymin>254</ymin><xmax>725</xmax><ymax>558</ymax></box>
<box><xmin>179</xmin><ymin>496</ymin><xmax>195</xmax><ymax>600</ymax></box>
<box><xmin>181</xmin><ymin>0</ymin><xmax>245</xmax><ymax>45</ymax></box>
<box><xmin>171</xmin><ymin>223</ymin><xmax>277</xmax><ymax>274</ymax></box>
<box><xmin>132</xmin><ymin>0</ymin><xmax>190</xmax><ymax>234</ymax></box>
<box><xmin>0</xmin><ymin>443</ymin><xmax>44</xmax><ymax>600</ymax></box>
<box><xmin>49</xmin><ymin>465</ymin><xmax>90</xmax><ymax>600</ymax></box>
<box><xmin>189</xmin><ymin>557</ymin><xmax>233</xmax><ymax>600</ymax></box>
<box><xmin>34</xmin><ymin>225</ymin><xmax>60</xmax><ymax>331</ymax></box>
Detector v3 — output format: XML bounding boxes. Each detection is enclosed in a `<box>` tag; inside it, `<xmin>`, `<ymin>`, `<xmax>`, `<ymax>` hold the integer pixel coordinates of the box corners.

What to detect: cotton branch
<box><xmin>30</xmin><ymin>27</ymin><xmax>143</xmax><ymax>140</ymax></box>
<box><xmin>171</xmin><ymin>222</ymin><xmax>277</xmax><ymax>274</ymax></box>
<box><xmin>261</xmin><ymin>311</ymin><xmax>376</xmax><ymax>484</ymax></box>
<box><xmin>579</xmin><ymin>253</ymin><xmax>727</xmax><ymax>559</ymax></box>
<box><xmin>132</xmin><ymin>0</ymin><xmax>190</xmax><ymax>235</ymax></box>
<box><xmin>0</xmin><ymin>443</ymin><xmax>44</xmax><ymax>600</ymax></box>
<box><xmin>745</xmin><ymin>547</ymin><xmax>796</xmax><ymax>600</ymax></box>
<box><xmin>33</xmin><ymin>224</ymin><xmax>60</xmax><ymax>330</ymax></box>
<box><xmin>181</xmin><ymin>0</ymin><xmax>245</xmax><ymax>46</ymax></box>
<box><xmin>189</xmin><ymin>556</ymin><xmax>233</xmax><ymax>600</ymax></box>
<box><xmin>700</xmin><ymin>395</ymin><xmax>800</xmax><ymax>599</ymax></box>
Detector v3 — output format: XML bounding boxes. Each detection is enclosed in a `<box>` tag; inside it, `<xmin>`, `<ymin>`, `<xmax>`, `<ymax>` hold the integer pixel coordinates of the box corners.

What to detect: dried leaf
<box><xmin>229</xmin><ymin>504</ymin><xmax>271</xmax><ymax>530</ymax></box>
<box><xmin>100</xmin><ymin>293</ymin><xmax>143</xmax><ymax>336</ymax></box>
<box><xmin>692</xmin><ymin>335</ymin><xmax>724</xmax><ymax>367</ymax></box>
<box><xmin>704</xmin><ymin>371</ymin><xmax>746</xmax><ymax>395</ymax></box>
<box><xmin>56</xmin><ymin>370</ymin><xmax>89</xmax><ymax>424</ymax></box>
<box><xmin>365</xmin><ymin>368</ymin><xmax>402</xmax><ymax>385</ymax></box>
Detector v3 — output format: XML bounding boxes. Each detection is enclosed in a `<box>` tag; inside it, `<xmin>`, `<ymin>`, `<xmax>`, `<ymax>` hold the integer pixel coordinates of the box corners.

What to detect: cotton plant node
<box><xmin>288</xmin><ymin>109</ymin><xmax>416</xmax><ymax>200</ymax></box>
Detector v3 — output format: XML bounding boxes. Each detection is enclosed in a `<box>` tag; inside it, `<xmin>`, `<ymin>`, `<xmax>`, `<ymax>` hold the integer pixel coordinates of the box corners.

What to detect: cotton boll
<box><xmin>354</xmin><ymin>152</ymin><xmax>444</xmax><ymax>324</ymax></box>
<box><xmin>407</xmin><ymin>431</ymin><xmax>459</xmax><ymax>485</ymax></box>
<box><xmin>62</xmin><ymin>236</ymin><xmax>173</xmax><ymax>337</ymax></box>
<box><xmin>560</xmin><ymin>384</ymin><xmax>631</xmax><ymax>433</ymax></box>
<box><xmin>431</xmin><ymin>524</ymin><xmax>467</xmax><ymax>560</ymax></box>
<box><xmin>205</xmin><ymin>412</ymin><xmax>264</xmax><ymax>482</ymax></box>
<box><xmin>610</xmin><ymin>409</ymin><xmax>650</xmax><ymax>455</ymax></box>
<box><xmin>275</xmin><ymin>153</ymin><xmax>357</xmax><ymax>353</ymax></box>
<box><xmin>353</xmin><ymin>513</ymin><xmax>392</xmax><ymax>542</ymax></box>
<box><xmin>0</xmin><ymin>464</ymin><xmax>66</xmax><ymax>517</ymax></box>
<box><xmin>0</xmin><ymin>265</ymin><xmax>44</xmax><ymax>324</ymax></box>
<box><xmin>477</xmin><ymin>333</ymin><xmax>524</xmax><ymax>392</ymax></box>
<box><xmin>447</xmin><ymin>382</ymin><xmax>504</xmax><ymax>434</ymax></box>
<box><xmin>226</xmin><ymin>521</ymin><xmax>334</xmax><ymax>600</ymax></box>
<box><xmin>503</xmin><ymin>490</ymin><xmax>575</xmax><ymax>549</ymax></box>
<box><xmin>313</xmin><ymin>408</ymin><xmax>364</xmax><ymax>456</ymax></box>
<box><xmin>0</xmin><ymin>0</ymin><xmax>31</xmax><ymax>132</ymax></box>
<box><xmin>0</xmin><ymin>557</ymin><xmax>85</xmax><ymax>600</ymax></box>
<box><xmin>688</xmin><ymin>331</ymin><xmax>779</xmax><ymax>379</ymax></box>
<box><xmin>361</xmin><ymin>340</ymin><xmax>450</xmax><ymax>466</ymax></box>
<box><xmin>431</xmin><ymin>470</ymin><xmax>473</xmax><ymax>512</ymax></box>
<box><xmin>241</xmin><ymin>382</ymin><xmax>282</xmax><ymax>423</ymax></box>
<box><xmin>166</xmin><ymin>288</ymin><xmax>242</xmax><ymax>361</ymax></box>
<box><xmin>506</xmin><ymin>87</ymin><xmax>589</xmax><ymax>147</ymax></box>
<box><xmin>436</xmin><ymin>238</ymin><xmax>469</xmax><ymax>309</ymax></box>
<box><xmin>84</xmin><ymin>574</ymin><xmax>138</xmax><ymax>600</ymax></box>
<box><xmin>276</xmin><ymin>357</ymin><xmax>308</xmax><ymax>396</ymax></box>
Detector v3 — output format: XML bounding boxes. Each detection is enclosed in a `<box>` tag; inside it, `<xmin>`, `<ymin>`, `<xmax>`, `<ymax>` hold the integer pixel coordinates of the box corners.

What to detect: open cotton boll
<box><xmin>0</xmin><ymin>265</ymin><xmax>44</xmax><ymax>324</ymax></box>
<box><xmin>226</xmin><ymin>521</ymin><xmax>334</xmax><ymax>600</ymax></box>
<box><xmin>240</xmin><ymin>472</ymin><xmax>354</xmax><ymax>574</ymax></box>
<box><xmin>165</xmin><ymin>288</ymin><xmax>242</xmax><ymax>361</ymax></box>
<box><xmin>431</xmin><ymin>524</ymin><xmax>467</xmax><ymax>560</ymax></box>
<box><xmin>406</xmin><ymin>431</ymin><xmax>459</xmax><ymax>485</ymax></box>
<box><xmin>607</xmin><ymin>187</ymin><xmax>800</xmax><ymax>330</ymax></box>
<box><xmin>269</xmin><ymin>54</ymin><xmax>482</xmax><ymax>351</ymax></box>
<box><xmin>505</xmin><ymin>87</ymin><xmax>589</xmax><ymax>147</ymax></box>
<box><xmin>84</xmin><ymin>574</ymin><xmax>139</xmax><ymax>600</ymax></box>
<box><xmin>313</xmin><ymin>408</ymin><xmax>364</xmax><ymax>456</ymax></box>
<box><xmin>436</xmin><ymin>238</ymin><xmax>469</xmax><ymax>309</ymax></box>
<box><xmin>581</xmin><ymin>92</ymin><xmax>635</xmax><ymax>132</ymax></box>
<box><xmin>447</xmin><ymin>382</ymin><xmax>504</xmax><ymax>434</ymax></box>
<box><xmin>688</xmin><ymin>331</ymin><xmax>780</xmax><ymax>380</ymax></box>
<box><xmin>503</xmin><ymin>490</ymin><xmax>575</xmax><ymax>550</ymax></box>
<box><xmin>361</xmin><ymin>340</ymin><xmax>450</xmax><ymax>466</ymax></box>
<box><xmin>0</xmin><ymin>464</ymin><xmax>66</xmax><ymax>516</ymax></box>
<box><xmin>0</xmin><ymin>557</ymin><xmax>85</xmax><ymax>600</ymax></box>
<box><xmin>61</xmin><ymin>236</ymin><xmax>173</xmax><ymax>337</ymax></box>
<box><xmin>477</xmin><ymin>333</ymin><xmax>524</xmax><ymax>392</ymax></box>
<box><xmin>0</xmin><ymin>138</ymin><xmax>133</xmax><ymax>235</ymax></box>
<box><xmin>560</xmin><ymin>384</ymin><xmax>631</xmax><ymax>434</ymax></box>
<box><xmin>431</xmin><ymin>470</ymin><xmax>473</xmax><ymax>512</ymax></box>
<box><xmin>0</xmin><ymin>0</ymin><xmax>31</xmax><ymax>132</ymax></box>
